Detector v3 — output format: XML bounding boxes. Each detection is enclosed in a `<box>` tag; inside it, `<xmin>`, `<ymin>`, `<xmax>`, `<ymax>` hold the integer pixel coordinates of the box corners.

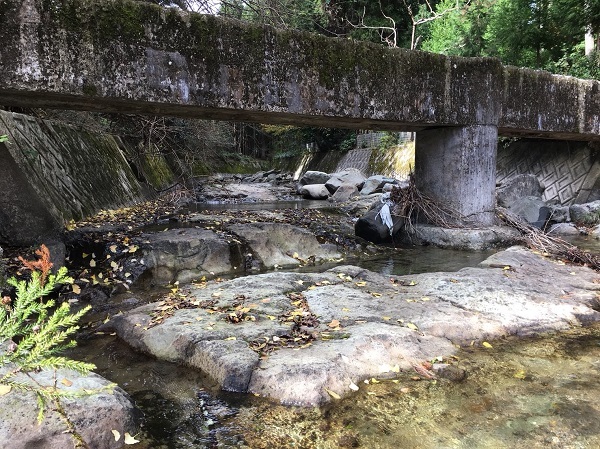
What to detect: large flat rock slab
<box><xmin>108</xmin><ymin>247</ymin><xmax>600</xmax><ymax>405</ymax></box>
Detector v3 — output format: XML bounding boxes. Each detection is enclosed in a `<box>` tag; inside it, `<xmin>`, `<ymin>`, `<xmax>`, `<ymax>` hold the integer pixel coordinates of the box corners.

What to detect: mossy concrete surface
<box><xmin>0</xmin><ymin>0</ymin><xmax>597</xmax><ymax>139</ymax></box>
<box><xmin>0</xmin><ymin>110</ymin><xmax>172</xmax><ymax>245</ymax></box>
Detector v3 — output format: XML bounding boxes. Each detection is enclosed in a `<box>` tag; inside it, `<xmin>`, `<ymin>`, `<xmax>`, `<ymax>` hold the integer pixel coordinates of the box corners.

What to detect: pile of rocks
<box><xmin>297</xmin><ymin>168</ymin><xmax>400</xmax><ymax>202</ymax></box>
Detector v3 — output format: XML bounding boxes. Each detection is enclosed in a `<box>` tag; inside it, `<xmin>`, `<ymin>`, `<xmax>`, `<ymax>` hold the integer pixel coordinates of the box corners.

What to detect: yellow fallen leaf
<box><xmin>0</xmin><ymin>384</ymin><xmax>11</xmax><ymax>395</ymax></box>
<box><xmin>482</xmin><ymin>341</ymin><xmax>493</xmax><ymax>349</ymax></box>
<box><xmin>110</xmin><ymin>261</ymin><xmax>118</xmax><ymax>269</ymax></box>
<box><xmin>325</xmin><ymin>388</ymin><xmax>341</xmax><ymax>400</ymax></box>
<box><xmin>111</xmin><ymin>430</ymin><xmax>121</xmax><ymax>441</ymax></box>
<box><xmin>293</xmin><ymin>252</ymin><xmax>299</xmax><ymax>259</ymax></box>
<box><xmin>406</xmin><ymin>322</ymin><xmax>419</xmax><ymax>331</ymax></box>
<box><xmin>514</xmin><ymin>369</ymin><xmax>527</xmax><ymax>379</ymax></box>
<box><xmin>128</xmin><ymin>245</ymin><xmax>138</xmax><ymax>253</ymax></box>
<box><xmin>60</xmin><ymin>378</ymin><xmax>73</xmax><ymax>387</ymax></box>
<box><xmin>355</xmin><ymin>281</ymin><xmax>366</xmax><ymax>287</ymax></box>
<box><xmin>72</xmin><ymin>284</ymin><xmax>81</xmax><ymax>295</ymax></box>
<box><xmin>391</xmin><ymin>364</ymin><xmax>400</xmax><ymax>373</ymax></box>
<box><xmin>123</xmin><ymin>433</ymin><xmax>139</xmax><ymax>445</ymax></box>
<box><xmin>382</xmin><ymin>316</ymin><xmax>391</xmax><ymax>321</ymax></box>
<box><xmin>367</xmin><ymin>392</ymin><xmax>377</xmax><ymax>396</ymax></box>
<box><xmin>371</xmin><ymin>292</ymin><xmax>382</xmax><ymax>297</ymax></box>
<box><xmin>109</xmin><ymin>245</ymin><xmax>118</xmax><ymax>253</ymax></box>
<box><xmin>267</xmin><ymin>315</ymin><xmax>276</xmax><ymax>320</ymax></box>
<box><xmin>89</xmin><ymin>259</ymin><xmax>96</xmax><ymax>268</ymax></box>
<box><xmin>370</xmin><ymin>378</ymin><xmax>380</xmax><ymax>384</ymax></box>
<box><xmin>225</xmin><ymin>336</ymin><xmax>237</xmax><ymax>341</ymax></box>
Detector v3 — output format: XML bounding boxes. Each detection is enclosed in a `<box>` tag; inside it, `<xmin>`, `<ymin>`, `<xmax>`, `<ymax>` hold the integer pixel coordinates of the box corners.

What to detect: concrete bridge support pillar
<box><xmin>415</xmin><ymin>125</ymin><xmax>497</xmax><ymax>226</ymax></box>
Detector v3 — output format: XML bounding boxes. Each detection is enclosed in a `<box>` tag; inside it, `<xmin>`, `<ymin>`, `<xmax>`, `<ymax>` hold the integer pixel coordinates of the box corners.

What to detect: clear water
<box><xmin>72</xmin><ymin>324</ymin><xmax>600</xmax><ymax>449</ymax></box>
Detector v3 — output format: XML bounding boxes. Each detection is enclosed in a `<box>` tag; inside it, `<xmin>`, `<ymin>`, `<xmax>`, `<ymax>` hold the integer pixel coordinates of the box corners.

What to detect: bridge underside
<box><xmin>0</xmin><ymin>0</ymin><xmax>599</xmax><ymax>230</ymax></box>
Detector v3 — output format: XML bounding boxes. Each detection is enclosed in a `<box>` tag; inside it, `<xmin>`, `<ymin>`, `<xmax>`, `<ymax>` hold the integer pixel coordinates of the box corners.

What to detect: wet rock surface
<box><xmin>0</xmin><ymin>367</ymin><xmax>139</xmax><ymax>449</ymax></box>
<box><xmin>106</xmin><ymin>246</ymin><xmax>600</xmax><ymax>406</ymax></box>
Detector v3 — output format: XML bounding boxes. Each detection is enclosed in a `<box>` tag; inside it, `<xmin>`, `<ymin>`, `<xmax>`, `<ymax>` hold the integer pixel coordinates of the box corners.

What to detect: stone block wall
<box><xmin>497</xmin><ymin>139</ymin><xmax>600</xmax><ymax>206</ymax></box>
<box><xmin>0</xmin><ymin>111</ymin><xmax>171</xmax><ymax>245</ymax></box>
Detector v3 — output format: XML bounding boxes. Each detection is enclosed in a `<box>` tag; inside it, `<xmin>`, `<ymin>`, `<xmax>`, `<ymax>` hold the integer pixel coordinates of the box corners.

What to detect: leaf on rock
<box><xmin>123</xmin><ymin>433</ymin><xmax>140</xmax><ymax>445</ymax></box>
<box><xmin>513</xmin><ymin>369</ymin><xmax>526</xmax><ymax>379</ymax></box>
<box><xmin>328</xmin><ymin>319</ymin><xmax>341</xmax><ymax>329</ymax></box>
<box><xmin>0</xmin><ymin>385</ymin><xmax>11</xmax><ymax>395</ymax></box>
<box><xmin>349</xmin><ymin>382</ymin><xmax>359</xmax><ymax>391</ymax></box>
<box><xmin>482</xmin><ymin>341</ymin><xmax>493</xmax><ymax>349</ymax></box>
<box><xmin>111</xmin><ymin>430</ymin><xmax>121</xmax><ymax>441</ymax></box>
<box><xmin>325</xmin><ymin>388</ymin><xmax>341</xmax><ymax>400</ymax></box>
<box><xmin>60</xmin><ymin>378</ymin><xmax>73</xmax><ymax>387</ymax></box>
<box><xmin>406</xmin><ymin>322</ymin><xmax>418</xmax><ymax>331</ymax></box>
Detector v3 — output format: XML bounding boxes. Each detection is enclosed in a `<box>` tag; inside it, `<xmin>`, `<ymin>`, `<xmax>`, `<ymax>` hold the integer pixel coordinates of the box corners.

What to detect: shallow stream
<box><xmin>68</xmin><ymin>201</ymin><xmax>600</xmax><ymax>449</ymax></box>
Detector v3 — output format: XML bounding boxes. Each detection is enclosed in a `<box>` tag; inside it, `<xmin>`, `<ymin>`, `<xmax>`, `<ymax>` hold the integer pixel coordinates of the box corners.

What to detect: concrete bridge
<box><xmin>1</xmin><ymin>0</ymin><xmax>599</xmax><ymax>227</ymax></box>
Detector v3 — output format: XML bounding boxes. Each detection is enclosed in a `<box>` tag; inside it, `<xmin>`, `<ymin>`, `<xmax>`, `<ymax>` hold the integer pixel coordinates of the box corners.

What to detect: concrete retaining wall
<box><xmin>0</xmin><ymin>111</ymin><xmax>172</xmax><ymax>245</ymax></box>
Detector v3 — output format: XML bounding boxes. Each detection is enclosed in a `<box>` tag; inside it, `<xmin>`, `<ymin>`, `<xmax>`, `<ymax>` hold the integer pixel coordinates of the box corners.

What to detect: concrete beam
<box><xmin>0</xmin><ymin>0</ymin><xmax>597</xmax><ymax>140</ymax></box>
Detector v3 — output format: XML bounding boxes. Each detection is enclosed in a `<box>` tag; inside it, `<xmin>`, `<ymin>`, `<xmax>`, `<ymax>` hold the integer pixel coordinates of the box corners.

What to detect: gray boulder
<box><xmin>0</xmin><ymin>367</ymin><xmax>139</xmax><ymax>449</ymax></box>
<box><xmin>360</xmin><ymin>175</ymin><xmax>397</xmax><ymax>195</ymax></box>
<box><xmin>547</xmin><ymin>223</ymin><xmax>582</xmax><ymax>236</ymax></box>
<box><xmin>325</xmin><ymin>168</ymin><xmax>366</xmax><ymax>194</ymax></box>
<box><xmin>569</xmin><ymin>200</ymin><xmax>600</xmax><ymax>224</ymax></box>
<box><xmin>354</xmin><ymin>205</ymin><xmax>404</xmax><ymax>244</ymax></box>
<box><xmin>548</xmin><ymin>205</ymin><xmax>570</xmax><ymax>223</ymax></box>
<box><xmin>328</xmin><ymin>183</ymin><xmax>359</xmax><ymax>203</ymax></box>
<box><xmin>227</xmin><ymin>222</ymin><xmax>342</xmax><ymax>269</ymax></box>
<box><xmin>508</xmin><ymin>196</ymin><xmax>551</xmax><ymax>228</ymax></box>
<box><xmin>142</xmin><ymin>228</ymin><xmax>234</xmax><ymax>284</ymax></box>
<box><xmin>497</xmin><ymin>174</ymin><xmax>544</xmax><ymax>207</ymax></box>
<box><xmin>298</xmin><ymin>183</ymin><xmax>330</xmax><ymax>200</ymax></box>
<box><xmin>298</xmin><ymin>171</ymin><xmax>330</xmax><ymax>187</ymax></box>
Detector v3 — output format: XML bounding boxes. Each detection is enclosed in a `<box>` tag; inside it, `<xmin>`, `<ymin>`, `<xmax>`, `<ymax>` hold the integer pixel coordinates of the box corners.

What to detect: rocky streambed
<box><xmin>3</xmin><ymin>173</ymin><xmax>600</xmax><ymax>448</ymax></box>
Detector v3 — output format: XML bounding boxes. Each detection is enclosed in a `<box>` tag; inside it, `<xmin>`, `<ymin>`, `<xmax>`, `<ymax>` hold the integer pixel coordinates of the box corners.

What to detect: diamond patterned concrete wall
<box><xmin>497</xmin><ymin>140</ymin><xmax>600</xmax><ymax>206</ymax></box>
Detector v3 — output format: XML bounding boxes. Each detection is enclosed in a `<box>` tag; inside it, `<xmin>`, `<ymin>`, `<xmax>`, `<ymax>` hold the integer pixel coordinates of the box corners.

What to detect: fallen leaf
<box><xmin>382</xmin><ymin>316</ymin><xmax>391</xmax><ymax>321</ymax></box>
<box><xmin>109</xmin><ymin>245</ymin><xmax>118</xmax><ymax>253</ymax></box>
<box><xmin>482</xmin><ymin>341</ymin><xmax>493</xmax><ymax>349</ymax></box>
<box><xmin>72</xmin><ymin>284</ymin><xmax>81</xmax><ymax>294</ymax></box>
<box><xmin>89</xmin><ymin>259</ymin><xmax>96</xmax><ymax>268</ymax></box>
<box><xmin>325</xmin><ymin>388</ymin><xmax>341</xmax><ymax>400</ymax></box>
<box><xmin>371</xmin><ymin>292</ymin><xmax>382</xmax><ymax>297</ymax></box>
<box><xmin>60</xmin><ymin>378</ymin><xmax>73</xmax><ymax>387</ymax></box>
<box><xmin>123</xmin><ymin>433</ymin><xmax>139</xmax><ymax>445</ymax></box>
<box><xmin>370</xmin><ymin>378</ymin><xmax>380</xmax><ymax>384</ymax></box>
<box><xmin>111</xmin><ymin>430</ymin><xmax>121</xmax><ymax>441</ymax></box>
<box><xmin>514</xmin><ymin>369</ymin><xmax>527</xmax><ymax>379</ymax></box>
<box><xmin>328</xmin><ymin>319</ymin><xmax>341</xmax><ymax>328</ymax></box>
<box><xmin>0</xmin><ymin>385</ymin><xmax>11</xmax><ymax>395</ymax></box>
<box><xmin>349</xmin><ymin>382</ymin><xmax>359</xmax><ymax>391</ymax></box>
<box><xmin>406</xmin><ymin>322</ymin><xmax>419</xmax><ymax>331</ymax></box>
<box><xmin>355</xmin><ymin>281</ymin><xmax>366</xmax><ymax>287</ymax></box>
<box><xmin>224</xmin><ymin>336</ymin><xmax>237</xmax><ymax>341</ymax></box>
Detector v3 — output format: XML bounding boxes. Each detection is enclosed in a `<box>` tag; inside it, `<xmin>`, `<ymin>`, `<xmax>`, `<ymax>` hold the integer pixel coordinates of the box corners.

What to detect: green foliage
<box><xmin>0</xmin><ymin>134</ymin><xmax>8</xmax><ymax>143</ymax></box>
<box><xmin>0</xmin><ymin>246</ymin><xmax>95</xmax><ymax>423</ymax></box>
<box><xmin>422</xmin><ymin>0</ymin><xmax>599</xmax><ymax>78</ymax></box>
